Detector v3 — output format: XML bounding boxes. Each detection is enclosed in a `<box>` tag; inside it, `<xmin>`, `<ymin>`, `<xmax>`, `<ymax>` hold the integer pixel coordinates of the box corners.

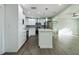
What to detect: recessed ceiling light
<box><xmin>31</xmin><ymin>6</ymin><xmax>37</xmax><ymax>10</ymax></box>
<box><xmin>58</xmin><ymin>4</ymin><xmax>62</xmax><ymax>6</ymax></box>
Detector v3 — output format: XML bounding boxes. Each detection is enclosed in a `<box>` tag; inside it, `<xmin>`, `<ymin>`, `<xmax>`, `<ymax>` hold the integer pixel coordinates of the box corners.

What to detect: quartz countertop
<box><xmin>39</xmin><ymin>29</ymin><xmax>53</xmax><ymax>32</ymax></box>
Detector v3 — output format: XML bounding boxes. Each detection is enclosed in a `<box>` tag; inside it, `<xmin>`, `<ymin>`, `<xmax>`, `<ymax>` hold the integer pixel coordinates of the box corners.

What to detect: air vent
<box><xmin>31</xmin><ymin>7</ymin><xmax>37</xmax><ymax>10</ymax></box>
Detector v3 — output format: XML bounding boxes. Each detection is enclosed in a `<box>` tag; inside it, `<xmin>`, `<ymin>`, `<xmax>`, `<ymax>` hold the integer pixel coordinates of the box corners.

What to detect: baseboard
<box><xmin>3</xmin><ymin>52</ymin><xmax>17</xmax><ymax>55</ymax></box>
<box><xmin>17</xmin><ymin>40</ymin><xmax>28</xmax><ymax>54</ymax></box>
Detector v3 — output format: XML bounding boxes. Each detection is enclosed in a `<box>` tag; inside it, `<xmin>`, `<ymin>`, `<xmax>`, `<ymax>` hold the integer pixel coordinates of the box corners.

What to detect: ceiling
<box><xmin>22</xmin><ymin>4</ymin><xmax>70</xmax><ymax>18</ymax></box>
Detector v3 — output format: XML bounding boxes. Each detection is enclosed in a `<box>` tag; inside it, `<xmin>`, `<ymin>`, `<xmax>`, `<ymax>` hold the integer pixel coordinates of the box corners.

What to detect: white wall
<box><xmin>18</xmin><ymin>5</ymin><xmax>26</xmax><ymax>49</ymax></box>
<box><xmin>5</xmin><ymin>4</ymin><xmax>18</xmax><ymax>52</ymax></box>
<box><xmin>0</xmin><ymin>5</ymin><xmax>5</xmax><ymax>54</ymax></box>
<box><xmin>53</xmin><ymin>5</ymin><xmax>79</xmax><ymax>54</ymax></box>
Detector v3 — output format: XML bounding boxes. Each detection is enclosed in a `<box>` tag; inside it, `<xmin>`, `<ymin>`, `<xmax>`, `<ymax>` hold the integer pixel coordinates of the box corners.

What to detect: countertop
<box><xmin>39</xmin><ymin>29</ymin><xmax>53</xmax><ymax>32</ymax></box>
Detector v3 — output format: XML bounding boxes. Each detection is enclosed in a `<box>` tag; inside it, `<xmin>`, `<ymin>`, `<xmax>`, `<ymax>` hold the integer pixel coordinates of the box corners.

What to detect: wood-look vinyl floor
<box><xmin>18</xmin><ymin>35</ymin><xmax>66</xmax><ymax>55</ymax></box>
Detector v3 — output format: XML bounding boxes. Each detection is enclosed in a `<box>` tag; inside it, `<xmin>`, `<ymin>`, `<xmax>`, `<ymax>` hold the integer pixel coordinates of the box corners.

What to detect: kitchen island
<box><xmin>38</xmin><ymin>29</ymin><xmax>53</xmax><ymax>48</ymax></box>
